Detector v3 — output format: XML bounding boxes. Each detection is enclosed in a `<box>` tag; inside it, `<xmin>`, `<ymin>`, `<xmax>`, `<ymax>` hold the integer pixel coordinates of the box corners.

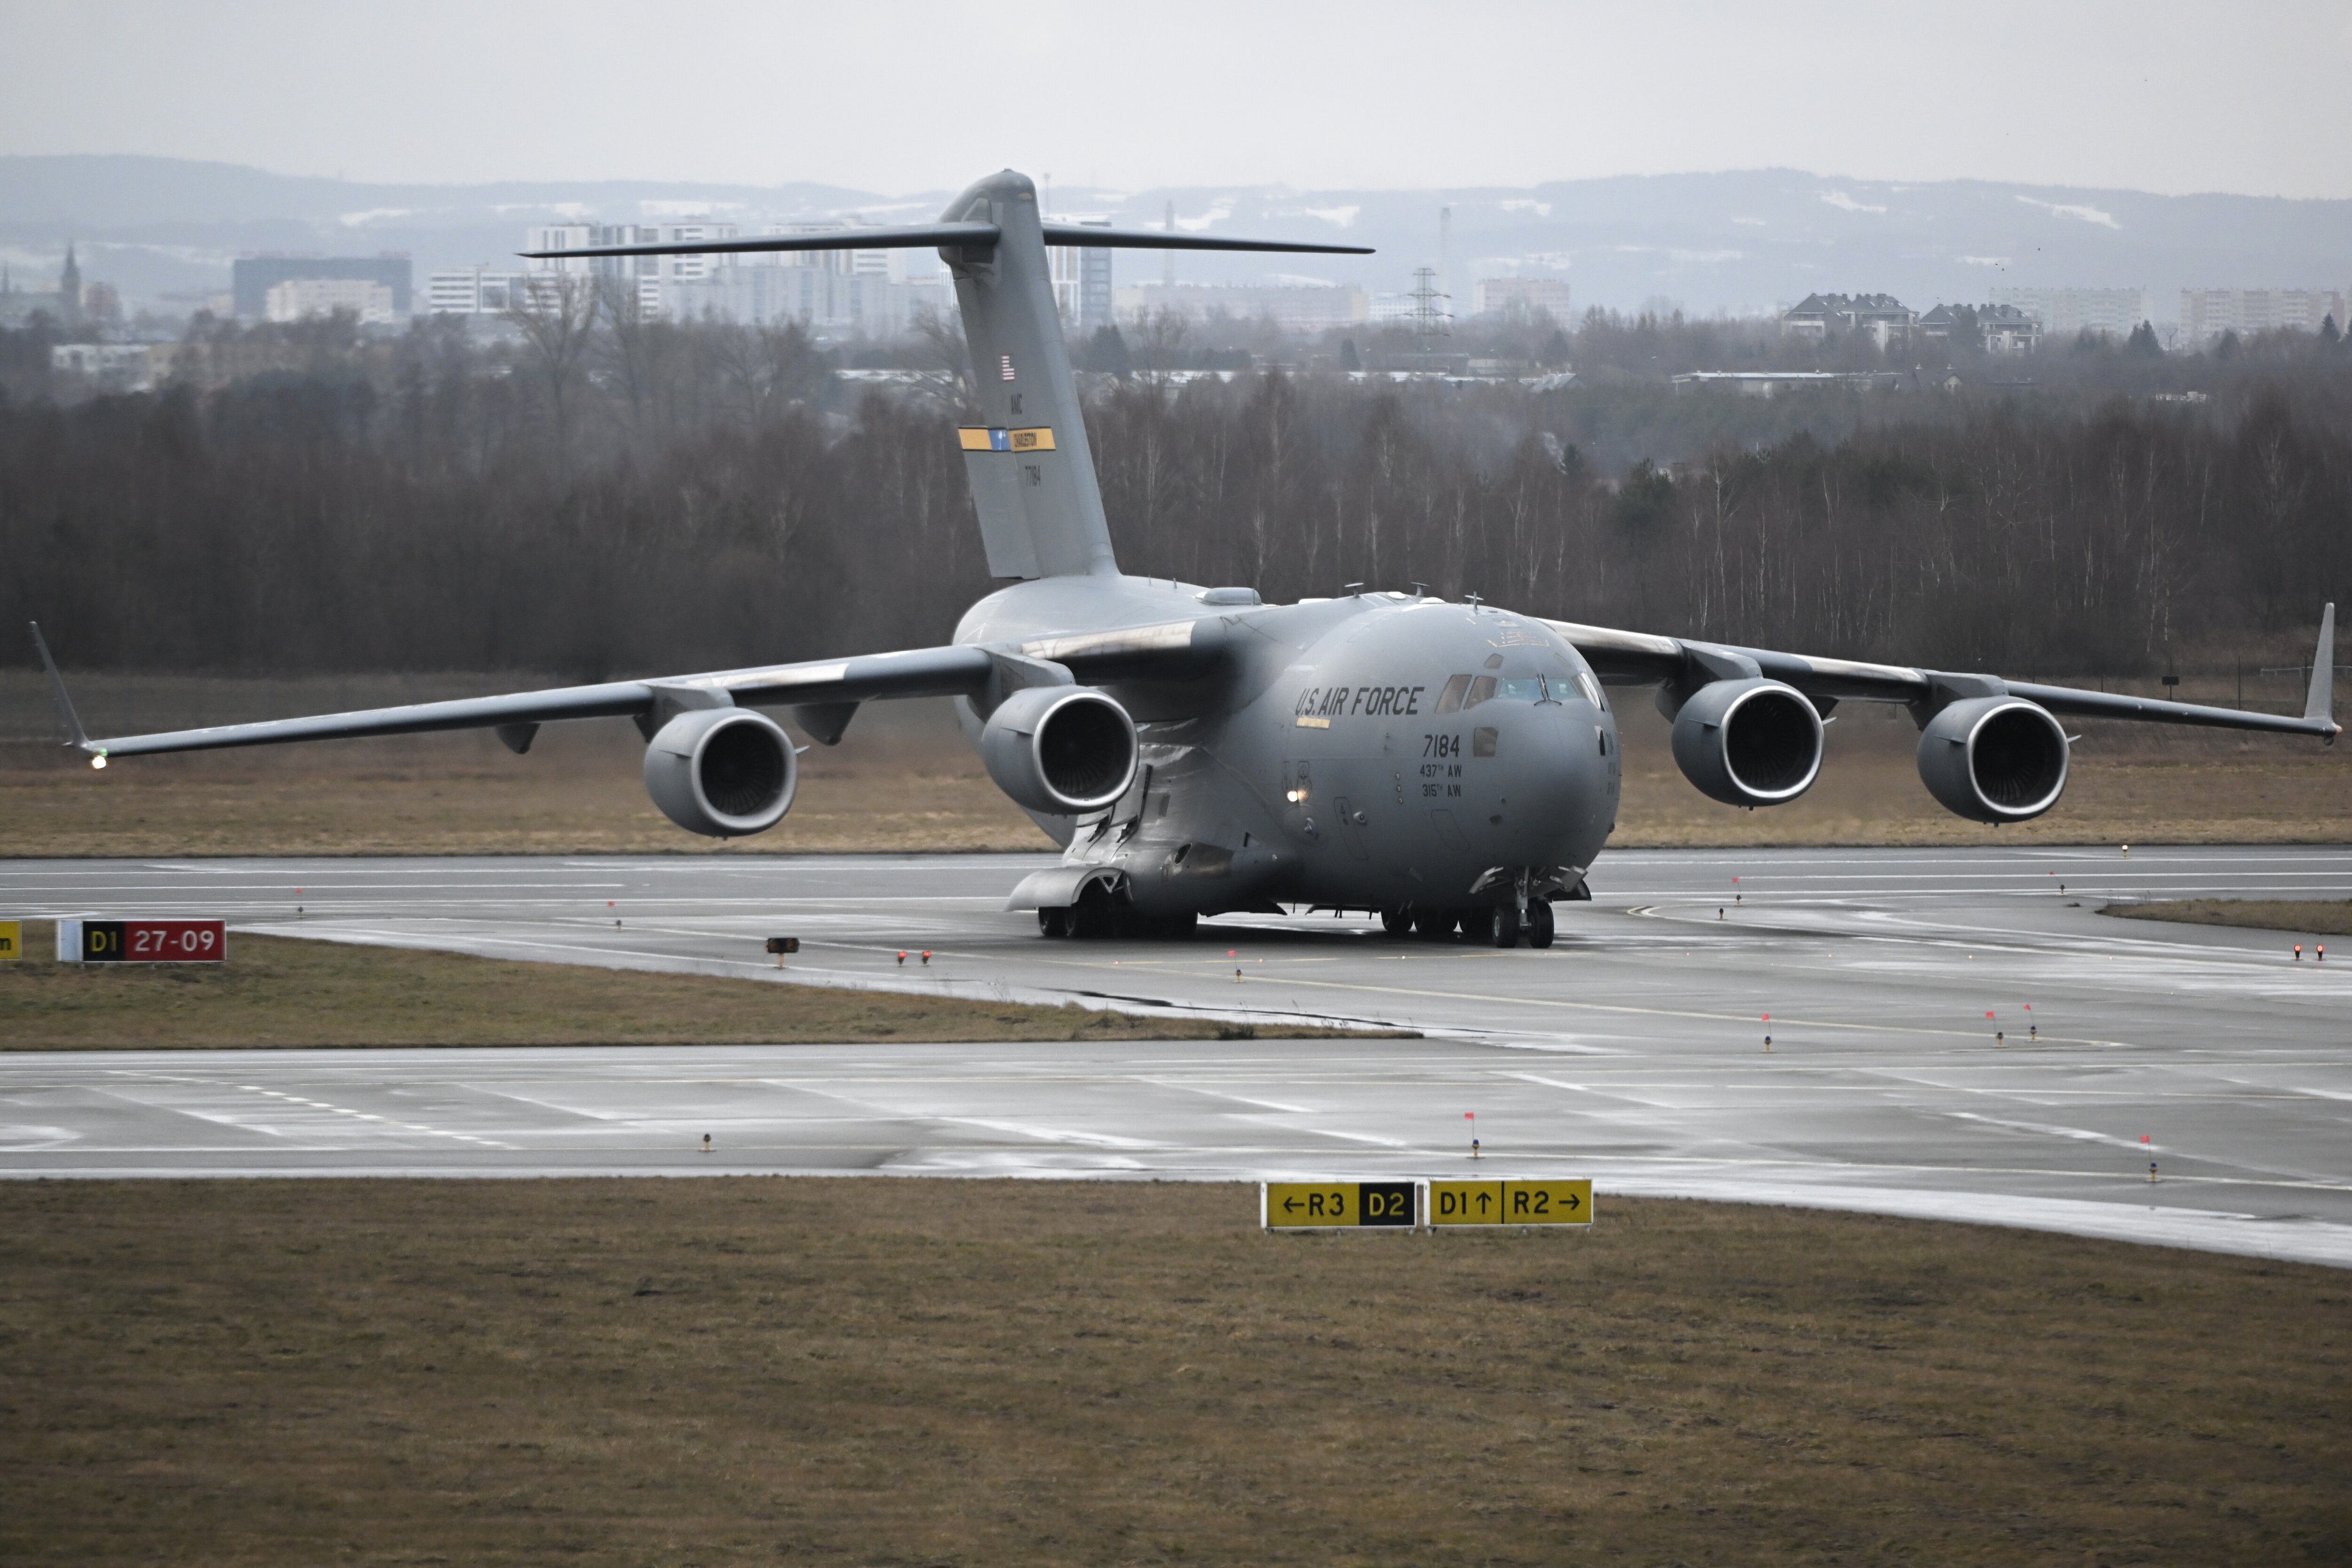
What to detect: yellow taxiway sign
<box><xmin>1262</xmin><ymin>1180</ymin><xmax>1418</xmax><ymax>1229</ymax></box>
<box><xmin>1429</xmin><ymin>1178</ymin><xmax>1592</xmax><ymax>1227</ymax></box>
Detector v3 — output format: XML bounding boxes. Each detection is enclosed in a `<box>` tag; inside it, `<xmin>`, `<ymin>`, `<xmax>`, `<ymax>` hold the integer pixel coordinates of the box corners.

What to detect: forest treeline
<box><xmin>2</xmin><ymin>314</ymin><xmax>2347</xmax><ymax>683</ymax></box>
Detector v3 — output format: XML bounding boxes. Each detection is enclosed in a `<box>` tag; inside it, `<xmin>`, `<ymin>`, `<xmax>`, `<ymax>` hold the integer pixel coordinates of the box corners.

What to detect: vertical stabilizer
<box><xmin>940</xmin><ymin>172</ymin><xmax>1119</xmax><ymax>580</ymax></box>
<box><xmin>515</xmin><ymin>175</ymin><xmax>1368</xmax><ymax>584</ymax></box>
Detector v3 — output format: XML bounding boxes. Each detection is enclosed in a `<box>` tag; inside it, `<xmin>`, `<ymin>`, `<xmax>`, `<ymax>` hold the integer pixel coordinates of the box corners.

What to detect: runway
<box><xmin>5</xmin><ymin>845</ymin><xmax>2351</xmax><ymax>1266</ymax></box>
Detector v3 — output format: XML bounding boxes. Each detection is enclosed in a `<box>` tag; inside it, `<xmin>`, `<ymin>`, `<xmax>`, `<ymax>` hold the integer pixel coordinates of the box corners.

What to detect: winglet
<box><xmin>2306</xmin><ymin>602</ymin><xmax>2337</xmax><ymax>734</ymax></box>
<box><xmin>27</xmin><ymin>621</ymin><xmax>96</xmax><ymax>755</ymax></box>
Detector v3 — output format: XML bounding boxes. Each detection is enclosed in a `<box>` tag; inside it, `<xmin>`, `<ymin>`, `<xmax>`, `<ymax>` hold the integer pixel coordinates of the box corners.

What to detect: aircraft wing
<box><xmin>29</xmin><ymin>620</ymin><xmax>1228</xmax><ymax>762</ymax></box>
<box><xmin>1542</xmin><ymin>602</ymin><xmax>2340</xmax><ymax>742</ymax></box>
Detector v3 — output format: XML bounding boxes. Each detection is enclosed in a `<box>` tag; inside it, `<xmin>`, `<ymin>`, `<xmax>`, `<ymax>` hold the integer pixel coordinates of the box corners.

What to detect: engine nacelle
<box><xmin>980</xmin><ymin>686</ymin><xmax>1138</xmax><ymax>814</ymax></box>
<box><xmin>643</xmin><ymin>708</ymin><xmax>797</xmax><ymax>837</ymax></box>
<box><xmin>1917</xmin><ymin>696</ymin><xmax>2068</xmax><ymax>823</ymax></box>
<box><xmin>1669</xmin><ymin>677</ymin><xmax>1825</xmax><ymax>806</ymax></box>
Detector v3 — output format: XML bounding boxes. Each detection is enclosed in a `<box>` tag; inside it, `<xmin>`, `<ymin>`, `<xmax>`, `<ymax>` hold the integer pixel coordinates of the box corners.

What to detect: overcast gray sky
<box><xmin>6</xmin><ymin>0</ymin><xmax>2349</xmax><ymax>199</ymax></box>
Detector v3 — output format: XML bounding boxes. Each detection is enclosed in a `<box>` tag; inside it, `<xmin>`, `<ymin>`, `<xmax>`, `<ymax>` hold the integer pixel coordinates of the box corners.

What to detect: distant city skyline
<box><xmin>5</xmin><ymin>157</ymin><xmax>2346</xmax><ymax>327</ymax></box>
<box><xmin>2</xmin><ymin>0</ymin><xmax>2350</xmax><ymax>201</ymax></box>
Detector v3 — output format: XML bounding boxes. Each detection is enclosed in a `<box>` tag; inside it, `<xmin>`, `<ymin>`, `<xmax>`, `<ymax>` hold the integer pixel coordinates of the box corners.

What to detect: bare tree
<box><xmin>502</xmin><ymin>272</ymin><xmax>601</xmax><ymax>450</ymax></box>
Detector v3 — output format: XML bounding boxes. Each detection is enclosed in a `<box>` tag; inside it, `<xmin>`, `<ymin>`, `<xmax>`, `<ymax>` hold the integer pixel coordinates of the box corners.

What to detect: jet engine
<box><xmin>980</xmin><ymin>686</ymin><xmax>1138</xmax><ymax>814</ymax></box>
<box><xmin>1668</xmin><ymin>677</ymin><xmax>1826</xmax><ymax>807</ymax></box>
<box><xmin>643</xmin><ymin>708</ymin><xmax>798</xmax><ymax>837</ymax></box>
<box><xmin>1917</xmin><ymin>696</ymin><xmax>2068</xmax><ymax>823</ymax></box>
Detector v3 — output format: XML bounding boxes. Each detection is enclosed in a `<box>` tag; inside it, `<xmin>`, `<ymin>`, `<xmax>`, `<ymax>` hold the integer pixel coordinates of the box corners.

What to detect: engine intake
<box><xmin>1669</xmin><ymin>678</ymin><xmax>1825</xmax><ymax>806</ymax></box>
<box><xmin>1917</xmin><ymin>696</ymin><xmax>2068</xmax><ymax>822</ymax></box>
<box><xmin>981</xmin><ymin>686</ymin><xmax>1138</xmax><ymax>814</ymax></box>
<box><xmin>643</xmin><ymin>708</ymin><xmax>797</xmax><ymax>837</ymax></box>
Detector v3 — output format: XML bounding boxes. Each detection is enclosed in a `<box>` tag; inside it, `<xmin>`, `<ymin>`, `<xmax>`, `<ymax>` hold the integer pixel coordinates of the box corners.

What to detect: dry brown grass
<box><xmin>6</xmin><ymin>671</ymin><xmax>2345</xmax><ymax>856</ymax></box>
<box><xmin>2105</xmin><ymin>899</ymin><xmax>2352</xmax><ymax>938</ymax></box>
<box><xmin>0</xmin><ymin>930</ymin><xmax>1379</xmax><ymax>1049</ymax></box>
<box><xmin>0</xmin><ymin>1178</ymin><xmax>2344</xmax><ymax>1566</ymax></box>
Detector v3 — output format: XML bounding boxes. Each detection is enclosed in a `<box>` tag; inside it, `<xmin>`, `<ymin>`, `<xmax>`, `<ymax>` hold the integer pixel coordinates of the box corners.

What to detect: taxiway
<box><xmin>3</xmin><ymin>846</ymin><xmax>2349</xmax><ymax>1266</ymax></box>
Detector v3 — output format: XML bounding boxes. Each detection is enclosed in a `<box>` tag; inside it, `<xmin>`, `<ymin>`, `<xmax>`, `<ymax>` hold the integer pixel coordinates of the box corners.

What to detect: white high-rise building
<box><xmin>507</xmin><ymin>217</ymin><xmax>965</xmax><ymax>332</ymax></box>
<box><xmin>1989</xmin><ymin>287</ymin><xmax>2148</xmax><ymax>338</ymax></box>
<box><xmin>263</xmin><ymin>277</ymin><xmax>396</xmax><ymax>325</ymax></box>
<box><xmin>427</xmin><ymin>269</ymin><xmax>536</xmax><ymax>316</ymax></box>
<box><xmin>1473</xmin><ymin>277</ymin><xmax>1572</xmax><ymax>319</ymax></box>
<box><xmin>526</xmin><ymin>222</ymin><xmax>731</xmax><ymax>304</ymax></box>
<box><xmin>1047</xmin><ymin>216</ymin><xmax>1114</xmax><ymax>332</ymax></box>
<box><xmin>2178</xmin><ymin>288</ymin><xmax>2350</xmax><ymax>340</ymax></box>
<box><xmin>656</xmin><ymin>220</ymin><xmax>946</xmax><ymax>332</ymax></box>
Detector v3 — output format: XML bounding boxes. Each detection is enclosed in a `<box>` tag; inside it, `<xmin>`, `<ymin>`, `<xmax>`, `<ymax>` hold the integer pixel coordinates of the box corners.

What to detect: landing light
<box><xmin>1285</xmin><ymin>788</ymin><xmax>1306</xmax><ymax>803</ymax></box>
<box><xmin>91</xmin><ymin>756</ymin><xmax>107</xmax><ymax>770</ymax></box>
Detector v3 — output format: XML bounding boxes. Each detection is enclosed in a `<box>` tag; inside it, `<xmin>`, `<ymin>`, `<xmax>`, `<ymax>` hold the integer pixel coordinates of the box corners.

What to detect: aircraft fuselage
<box><xmin>955</xmin><ymin>575</ymin><xmax>1620</xmax><ymax>917</ymax></box>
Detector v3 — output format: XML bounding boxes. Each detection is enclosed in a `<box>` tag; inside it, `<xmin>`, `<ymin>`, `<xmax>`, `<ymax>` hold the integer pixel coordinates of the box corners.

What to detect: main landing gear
<box><xmin>1382</xmin><ymin>900</ymin><xmax>1556</xmax><ymax>948</ymax></box>
<box><xmin>1037</xmin><ymin>901</ymin><xmax>1197</xmax><ymax>940</ymax></box>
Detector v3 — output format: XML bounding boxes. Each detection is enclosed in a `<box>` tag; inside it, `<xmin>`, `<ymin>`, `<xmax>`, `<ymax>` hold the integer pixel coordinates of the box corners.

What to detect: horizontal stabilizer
<box><xmin>523</xmin><ymin>223</ymin><xmax>1373</xmax><ymax>264</ymax></box>
<box><xmin>1036</xmin><ymin>223</ymin><xmax>1371</xmax><ymax>255</ymax></box>
<box><xmin>522</xmin><ymin>221</ymin><xmax>1000</xmax><ymax>262</ymax></box>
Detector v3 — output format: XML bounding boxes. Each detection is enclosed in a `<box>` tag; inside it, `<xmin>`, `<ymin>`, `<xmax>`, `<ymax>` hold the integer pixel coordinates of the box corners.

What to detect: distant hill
<box><xmin>4</xmin><ymin>154</ymin><xmax>2348</xmax><ymax>323</ymax></box>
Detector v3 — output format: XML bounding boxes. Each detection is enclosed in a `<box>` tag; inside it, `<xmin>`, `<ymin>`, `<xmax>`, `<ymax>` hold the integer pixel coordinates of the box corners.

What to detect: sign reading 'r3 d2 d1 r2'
<box><xmin>1429</xmin><ymin>1178</ymin><xmax>1594</xmax><ymax>1227</ymax></box>
<box><xmin>1262</xmin><ymin>1180</ymin><xmax>1419</xmax><ymax>1229</ymax></box>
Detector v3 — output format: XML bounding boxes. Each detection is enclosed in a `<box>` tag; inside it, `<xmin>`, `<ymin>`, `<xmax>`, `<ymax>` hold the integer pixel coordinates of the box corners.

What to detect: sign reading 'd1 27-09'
<box><xmin>1262</xmin><ymin>1181</ymin><xmax>1419</xmax><ymax>1229</ymax></box>
<box><xmin>56</xmin><ymin>918</ymin><xmax>227</xmax><ymax>963</ymax></box>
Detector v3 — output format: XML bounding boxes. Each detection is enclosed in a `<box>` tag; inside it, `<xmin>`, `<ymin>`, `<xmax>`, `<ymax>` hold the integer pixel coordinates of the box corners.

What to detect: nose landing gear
<box><xmin>1488</xmin><ymin>897</ymin><xmax>1556</xmax><ymax>949</ymax></box>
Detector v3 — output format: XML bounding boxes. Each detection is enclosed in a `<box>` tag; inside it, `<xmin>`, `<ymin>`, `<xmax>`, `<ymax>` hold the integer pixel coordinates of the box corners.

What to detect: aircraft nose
<box><xmin>1519</xmin><ymin>700</ymin><xmax>1605</xmax><ymax>820</ymax></box>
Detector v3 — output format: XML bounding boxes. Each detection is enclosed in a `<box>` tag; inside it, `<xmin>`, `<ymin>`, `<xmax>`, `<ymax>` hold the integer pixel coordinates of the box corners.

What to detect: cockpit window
<box><xmin>1575</xmin><ymin>670</ymin><xmax>1605</xmax><ymax>709</ymax></box>
<box><xmin>1497</xmin><ymin>677</ymin><xmax>1545</xmax><ymax>702</ymax></box>
<box><xmin>1433</xmin><ymin>674</ymin><xmax>1472</xmax><ymax>715</ymax></box>
<box><xmin>1463</xmin><ymin>675</ymin><xmax>1498</xmax><ymax>708</ymax></box>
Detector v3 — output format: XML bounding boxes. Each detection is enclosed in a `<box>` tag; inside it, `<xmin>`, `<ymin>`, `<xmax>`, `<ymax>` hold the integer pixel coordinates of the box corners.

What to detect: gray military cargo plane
<box><xmin>31</xmin><ymin>169</ymin><xmax>2341</xmax><ymax>947</ymax></box>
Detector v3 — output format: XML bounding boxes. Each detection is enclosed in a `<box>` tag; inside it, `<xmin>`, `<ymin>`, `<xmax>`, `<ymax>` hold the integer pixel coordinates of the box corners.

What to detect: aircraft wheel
<box><xmin>1039</xmin><ymin>908</ymin><xmax>1070</xmax><ymax>939</ymax></box>
<box><xmin>1380</xmin><ymin>907</ymin><xmax>1412</xmax><ymax>936</ymax></box>
<box><xmin>1069</xmin><ymin>885</ymin><xmax>1113</xmax><ymax>939</ymax></box>
<box><xmin>1526</xmin><ymin>898</ymin><xmax>1556</xmax><ymax>949</ymax></box>
<box><xmin>1414</xmin><ymin>908</ymin><xmax>1457</xmax><ymax>941</ymax></box>
<box><xmin>1488</xmin><ymin>903</ymin><xmax>1521</xmax><ymax>948</ymax></box>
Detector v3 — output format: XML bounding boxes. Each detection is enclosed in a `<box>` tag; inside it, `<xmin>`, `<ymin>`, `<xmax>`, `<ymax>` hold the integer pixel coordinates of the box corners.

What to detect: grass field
<box><xmin>1</xmin><ymin>1178</ymin><xmax>2344</xmax><ymax>1566</ymax></box>
<box><xmin>0</xmin><ymin>930</ymin><xmax>1376</xmax><ymax>1049</ymax></box>
<box><xmin>6</xmin><ymin>672</ymin><xmax>2346</xmax><ymax>856</ymax></box>
<box><xmin>2106</xmin><ymin>899</ymin><xmax>2352</xmax><ymax>938</ymax></box>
